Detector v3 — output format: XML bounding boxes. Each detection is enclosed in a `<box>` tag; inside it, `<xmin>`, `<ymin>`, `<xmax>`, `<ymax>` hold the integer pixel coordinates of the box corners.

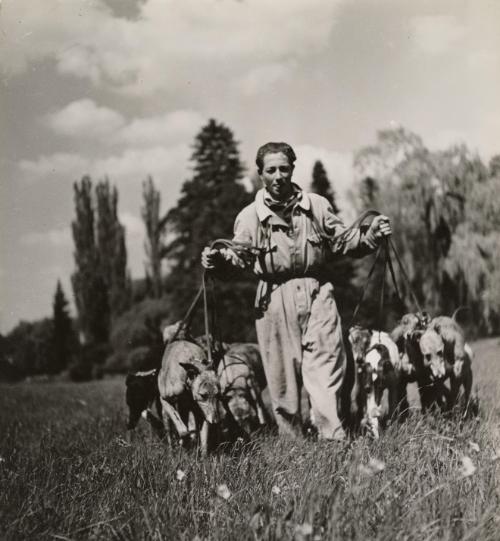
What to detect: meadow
<box><xmin>1</xmin><ymin>338</ymin><xmax>499</xmax><ymax>540</ymax></box>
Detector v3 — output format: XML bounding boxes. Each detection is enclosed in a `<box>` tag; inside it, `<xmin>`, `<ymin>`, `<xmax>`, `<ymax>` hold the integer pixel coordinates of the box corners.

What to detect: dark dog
<box><xmin>125</xmin><ymin>369</ymin><xmax>167</xmax><ymax>440</ymax></box>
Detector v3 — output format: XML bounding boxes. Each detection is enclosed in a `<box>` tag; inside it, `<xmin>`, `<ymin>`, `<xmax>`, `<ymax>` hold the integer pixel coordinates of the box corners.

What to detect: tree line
<box><xmin>1</xmin><ymin>120</ymin><xmax>499</xmax><ymax>381</ymax></box>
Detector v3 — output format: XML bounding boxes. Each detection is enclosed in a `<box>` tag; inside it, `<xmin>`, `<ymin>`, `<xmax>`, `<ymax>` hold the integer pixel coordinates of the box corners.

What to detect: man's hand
<box><xmin>201</xmin><ymin>247</ymin><xmax>221</xmax><ymax>270</ymax></box>
<box><xmin>365</xmin><ymin>215</ymin><xmax>392</xmax><ymax>247</ymax></box>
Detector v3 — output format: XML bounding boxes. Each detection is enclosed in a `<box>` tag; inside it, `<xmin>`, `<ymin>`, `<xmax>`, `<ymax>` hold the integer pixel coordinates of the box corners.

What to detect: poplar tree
<box><xmin>141</xmin><ymin>176</ymin><xmax>164</xmax><ymax>298</ymax></box>
<box><xmin>71</xmin><ymin>176</ymin><xmax>109</xmax><ymax>344</ymax></box>
<box><xmin>95</xmin><ymin>178</ymin><xmax>131</xmax><ymax>318</ymax></box>
<box><xmin>71</xmin><ymin>176</ymin><xmax>130</xmax><ymax>347</ymax></box>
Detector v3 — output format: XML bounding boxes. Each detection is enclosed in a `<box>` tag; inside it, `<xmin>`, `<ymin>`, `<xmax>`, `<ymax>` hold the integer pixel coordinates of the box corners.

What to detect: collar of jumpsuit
<box><xmin>257</xmin><ymin>183</ymin><xmax>310</xmax><ymax>226</ymax></box>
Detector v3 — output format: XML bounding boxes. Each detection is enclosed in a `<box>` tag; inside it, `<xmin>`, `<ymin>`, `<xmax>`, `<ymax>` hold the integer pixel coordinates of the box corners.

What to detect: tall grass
<box><xmin>1</xmin><ymin>338</ymin><xmax>499</xmax><ymax>540</ymax></box>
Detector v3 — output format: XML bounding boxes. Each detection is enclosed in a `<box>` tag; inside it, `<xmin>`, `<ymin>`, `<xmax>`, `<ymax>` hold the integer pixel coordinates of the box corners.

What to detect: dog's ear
<box><xmin>180</xmin><ymin>359</ymin><xmax>208</xmax><ymax>380</ymax></box>
<box><xmin>179</xmin><ymin>361</ymin><xmax>201</xmax><ymax>380</ymax></box>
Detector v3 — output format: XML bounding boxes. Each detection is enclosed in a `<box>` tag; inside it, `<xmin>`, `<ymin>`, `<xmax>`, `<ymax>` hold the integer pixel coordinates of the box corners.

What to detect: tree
<box><xmin>71</xmin><ymin>176</ymin><xmax>130</xmax><ymax>347</ymax></box>
<box><xmin>4</xmin><ymin>319</ymin><xmax>54</xmax><ymax>376</ymax></box>
<box><xmin>71</xmin><ymin>176</ymin><xmax>109</xmax><ymax>345</ymax></box>
<box><xmin>164</xmin><ymin>119</ymin><xmax>255</xmax><ymax>341</ymax></box>
<box><xmin>50</xmin><ymin>280</ymin><xmax>76</xmax><ymax>374</ymax></box>
<box><xmin>142</xmin><ymin>176</ymin><xmax>164</xmax><ymax>298</ymax></box>
<box><xmin>353</xmin><ymin>128</ymin><xmax>492</xmax><ymax>332</ymax></box>
<box><xmin>310</xmin><ymin>160</ymin><xmax>340</xmax><ymax>213</ymax></box>
<box><xmin>308</xmin><ymin>161</ymin><xmax>357</xmax><ymax>321</ymax></box>
<box><xmin>96</xmin><ymin>178</ymin><xmax>131</xmax><ymax>318</ymax></box>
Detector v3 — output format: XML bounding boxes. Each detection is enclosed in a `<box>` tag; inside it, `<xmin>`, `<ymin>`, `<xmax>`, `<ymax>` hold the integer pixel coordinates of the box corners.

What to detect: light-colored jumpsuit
<box><xmin>230</xmin><ymin>187</ymin><xmax>375</xmax><ymax>440</ymax></box>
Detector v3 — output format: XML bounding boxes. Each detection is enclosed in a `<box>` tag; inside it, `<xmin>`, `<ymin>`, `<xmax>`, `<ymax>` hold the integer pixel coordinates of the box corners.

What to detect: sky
<box><xmin>1</xmin><ymin>0</ymin><xmax>499</xmax><ymax>333</ymax></box>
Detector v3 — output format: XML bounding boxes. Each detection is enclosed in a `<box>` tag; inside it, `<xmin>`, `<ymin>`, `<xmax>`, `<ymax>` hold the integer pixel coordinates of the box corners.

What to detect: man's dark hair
<box><xmin>255</xmin><ymin>142</ymin><xmax>297</xmax><ymax>174</ymax></box>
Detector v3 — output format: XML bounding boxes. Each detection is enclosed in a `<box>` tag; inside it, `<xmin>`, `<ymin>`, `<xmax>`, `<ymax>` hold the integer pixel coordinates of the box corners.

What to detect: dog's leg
<box><xmin>448</xmin><ymin>376</ymin><xmax>460</xmax><ymax>412</ymax></box>
<box><xmin>155</xmin><ymin>396</ymin><xmax>171</xmax><ymax>445</ymax></box>
<box><xmin>160</xmin><ymin>397</ymin><xmax>189</xmax><ymax>439</ymax></box>
<box><xmin>199</xmin><ymin>420</ymin><xmax>209</xmax><ymax>457</ymax></box>
<box><xmin>248</xmin><ymin>383</ymin><xmax>267</xmax><ymax>426</ymax></box>
<box><xmin>385</xmin><ymin>369</ymin><xmax>400</xmax><ymax>423</ymax></box>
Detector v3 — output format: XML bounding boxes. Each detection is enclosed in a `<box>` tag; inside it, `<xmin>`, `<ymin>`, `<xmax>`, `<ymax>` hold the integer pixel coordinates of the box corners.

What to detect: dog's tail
<box><xmin>451</xmin><ymin>306</ymin><xmax>469</xmax><ymax>322</ymax></box>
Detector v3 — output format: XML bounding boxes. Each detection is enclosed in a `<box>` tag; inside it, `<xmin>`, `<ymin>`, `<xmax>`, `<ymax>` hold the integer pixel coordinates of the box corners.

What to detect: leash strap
<box><xmin>388</xmin><ymin>238</ymin><xmax>423</xmax><ymax>314</ymax></box>
<box><xmin>164</xmin><ymin>283</ymin><xmax>203</xmax><ymax>352</ymax></box>
<box><xmin>348</xmin><ymin>243</ymin><xmax>384</xmax><ymax>328</ymax></box>
<box><xmin>201</xmin><ymin>271</ymin><xmax>213</xmax><ymax>365</ymax></box>
<box><xmin>377</xmin><ymin>245</ymin><xmax>387</xmax><ymax>331</ymax></box>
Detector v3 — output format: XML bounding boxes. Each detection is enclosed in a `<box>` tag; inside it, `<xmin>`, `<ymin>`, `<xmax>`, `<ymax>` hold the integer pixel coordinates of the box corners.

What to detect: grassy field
<box><xmin>1</xmin><ymin>338</ymin><xmax>499</xmax><ymax>540</ymax></box>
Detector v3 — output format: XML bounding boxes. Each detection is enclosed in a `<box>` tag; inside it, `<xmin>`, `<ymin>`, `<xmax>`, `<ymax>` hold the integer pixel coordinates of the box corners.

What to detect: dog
<box><xmin>217</xmin><ymin>343</ymin><xmax>269</xmax><ymax>437</ymax></box>
<box><xmin>419</xmin><ymin>316</ymin><xmax>473</xmax><ymax>415</ymax></box>
<box><xmin>347</xmin><ymin>327</ymin><xmax>404</xmax><ymax>438</ymax></box>
<box><xmin>125</xmin><ymin>369</ymin><xmax>167</xmax><ymax>441</ymax></box>
<box><xmin>390</xmin><ymin>312</ymin><xmax>448</xmax><ymax>413</ymax></box>
<box><xmin>157</xmin><ymin>339</ymin><xmax>220</xmax><ymax>455</ymax></box>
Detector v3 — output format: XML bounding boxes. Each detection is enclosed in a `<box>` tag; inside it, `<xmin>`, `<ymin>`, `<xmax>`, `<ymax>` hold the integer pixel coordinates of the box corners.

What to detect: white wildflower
<box><xmin>271</xmin><ymin>485</ymin><xmax>281</xmax><ymax>496</ymax></box>
<box><xmin>216</xmin><ymin>483</ymin><xmax>231</xmax><ymax>500</ymax></box>
<box><xmin>294</xmin><ymin>522</ymin><xmax>313</xmax><ymax>540</ymax></box>
<box><xmin>459</xmin><ymin>455</ymin><xmax>476</xmax><ymax>478</ymax></box>
<box><xmin>358</xmin><ymin>457</ymin><xmax>386</xmax><ymax>477</ymax></box>
<box><xmin>176</xmin><ymin>469</ymin><xmax>186</xmax><ymax>481</ymax></box>
<box><xmin>468</xmin><ymin>441</ymin><xmax>480</xmax><ymax>453</ymax></box>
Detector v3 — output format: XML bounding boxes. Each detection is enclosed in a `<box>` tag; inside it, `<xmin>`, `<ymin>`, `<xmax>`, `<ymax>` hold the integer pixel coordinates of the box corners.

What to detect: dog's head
<box><xmin>219</xmin><ymin>359</ymin><xmax>261</xmax><ymax>434</ymax></box>
<box><xmin>419</xmin><ymin>329</ymin><xmax>447</xmax><ymax>380</ymax></box>
<box><xmin>348</xmin><ymin>326</ymin><xmax>372</xmax><ymax>364</ymax></box>
<box><xmin>180</xmin><ymin>360</ymin><xmax>220</xmax><ymax>424</ymax></box>
<box><xmin>363</xmin><ymin>344</ymin><xmax>392</xmax><ymax>401</ymax></box>
<box><xmin>125</xmin><ymin>369</ymin><xmax>158</xmax><ymax>429</ymax></box>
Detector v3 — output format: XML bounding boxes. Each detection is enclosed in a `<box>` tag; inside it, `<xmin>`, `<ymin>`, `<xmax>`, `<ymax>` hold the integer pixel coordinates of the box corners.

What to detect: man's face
<box><xmin>260</xmin><ymin>152</ymin><xmax>294</xmax><ymax>201</ymax></box>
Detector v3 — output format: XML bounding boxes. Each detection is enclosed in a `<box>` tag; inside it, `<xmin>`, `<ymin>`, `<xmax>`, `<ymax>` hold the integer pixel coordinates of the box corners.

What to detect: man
<box><xmin>202</xmin><ymin>142</ymin><xmax>391</xmax><ymax>440</ymax></box>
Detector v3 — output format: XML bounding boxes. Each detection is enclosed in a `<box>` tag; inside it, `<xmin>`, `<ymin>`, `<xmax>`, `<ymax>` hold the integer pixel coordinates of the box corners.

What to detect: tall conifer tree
<box><xmin>165</xmin><ymin>119</ymin><xmax>255</xmax><ymax>340</ymax></box>
<box><xmin>310</xmin><ymin>160</ymin><xmax>339</xmax><ymax>213</ymax></box>
<box><xmin>50</xmin><ymin>280</ymin><xmax>75</xmax><ymax>373</ymax></box>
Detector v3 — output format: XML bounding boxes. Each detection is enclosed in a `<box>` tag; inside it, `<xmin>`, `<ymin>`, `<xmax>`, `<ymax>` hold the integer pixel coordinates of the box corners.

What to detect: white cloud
<box><xmin>118</xmin><ymin>110</ymin><xmax>205</xmax><ymax>147</ymax></box>
<box><xmin>18</xmin><ymin>144</ymin><xmax>191</xmax><ymax>188</ymax></box>
<box><xmin>93</xmin><ymin>145</ymin><xmax>190</xmax><ymax>186</ymax></box>
<box><xmin>411</xmin><ymin>15</ymin><xmax>466</xmax><ymax>55</ymax></box>
<box><xmin>46</xmin><ymin>99</ymin><xmax>125</xmax><ymax>138</ymax></box>
<box><xmin>21</xmin><ymin>227</ymin><xmax>72</xmax><ymax>247</ymax></box>
<box><xmin>45</xmin><ymin>100</ymin><xmax>205</xmax><ymax>146</ymax></box>
<box><xmin>18</xmin><ymin>153</ymin><xmax>90</xmax><ymax>181</ymax></box>
<box><xmin>1</xmin><ymin>0</ymin><xmax>342</xmax><ymax>95</ymax></box>
<box><xmin>236</xmin><ymin>62</ymin><xmax>296</xmax><ymax>96</ymax></box>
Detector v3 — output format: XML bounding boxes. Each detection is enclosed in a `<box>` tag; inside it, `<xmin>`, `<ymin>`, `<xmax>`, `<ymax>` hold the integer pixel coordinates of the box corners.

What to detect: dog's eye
<box><xmin>437</xmin><ymin>350</ymin><xmax>443</xmax><ymax>357</ymax></box>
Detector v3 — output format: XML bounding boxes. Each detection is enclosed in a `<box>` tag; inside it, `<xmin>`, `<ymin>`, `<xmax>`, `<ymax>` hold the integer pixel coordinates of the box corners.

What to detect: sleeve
<box><xmin>322</xmin><ymin>200</ymin><xmax>377</xmax><ymax>258</ymax></box>
<box><xmin>210</xmin><ymin>209</ymin><xmax>257</xmax><ymax>280</ymax></box>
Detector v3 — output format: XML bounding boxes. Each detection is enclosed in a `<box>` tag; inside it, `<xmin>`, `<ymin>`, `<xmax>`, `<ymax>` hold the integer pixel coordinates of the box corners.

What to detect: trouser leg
<box><xmin>302</xmin><ymin>282</ymin><xmax>346</xmax><ymax>441</ymax></box>
<box><xmin>256</xmin><ymin>284</ymin><xmax>303</xmax><ymax>438</ymax></box>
